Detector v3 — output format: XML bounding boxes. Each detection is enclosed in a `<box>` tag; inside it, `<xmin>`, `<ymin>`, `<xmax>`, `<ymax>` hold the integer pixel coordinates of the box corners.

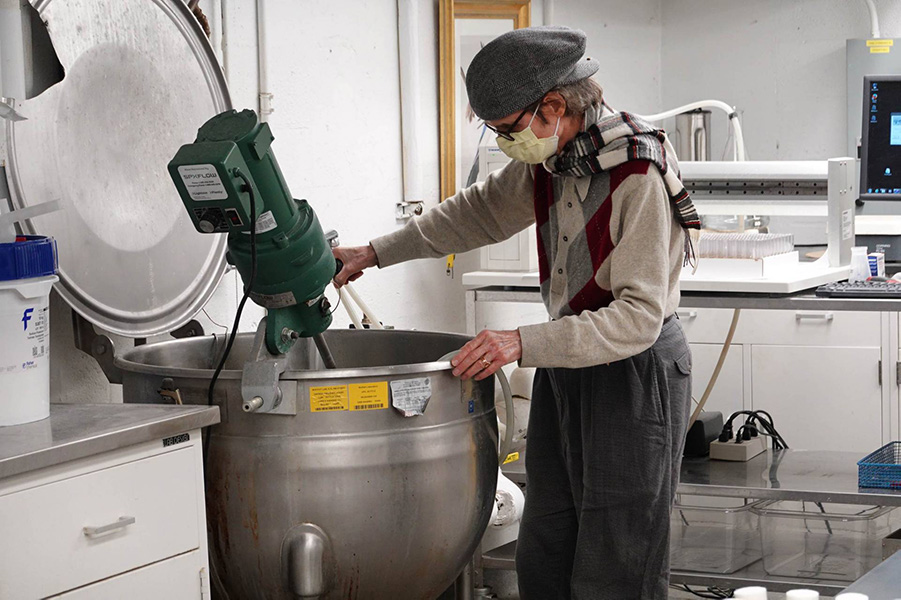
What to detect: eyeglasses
<box><xmin>484</xmin><ymin>103</ymin><xmax>539</xmax><ymax>141</ymax></box>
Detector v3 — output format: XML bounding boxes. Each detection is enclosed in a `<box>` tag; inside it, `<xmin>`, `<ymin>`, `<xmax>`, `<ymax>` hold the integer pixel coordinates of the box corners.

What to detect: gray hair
<box><xmin>551</xmin><ymin>77</ymin><xmax>604</xmax><ymax>116</ymax></box>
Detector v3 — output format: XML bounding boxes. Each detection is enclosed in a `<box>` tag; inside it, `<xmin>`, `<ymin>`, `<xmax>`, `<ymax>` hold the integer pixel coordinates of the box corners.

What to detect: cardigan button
<box><xmin>563</xmin><ymin>236</ymin><xmax>568</xmax><ymax>242</ymax></box>
<box><xmin>567</xmin><ymin>202</ymin><xmax>573</xmax><ymax>208</ymax></box>
<box><xmin>557</xmin><ymin>268</ymin><xmax>563</xmax><ymax>274</ymax></box>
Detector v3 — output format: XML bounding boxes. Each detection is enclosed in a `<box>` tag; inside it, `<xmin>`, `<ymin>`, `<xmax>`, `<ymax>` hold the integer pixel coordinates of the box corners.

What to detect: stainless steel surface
<box><xmin>4</xmin><ymin>0</ymin><xmax>231</xmax><ymax>337</ymax></box>
<box><xmin>671</xmin><ymin>562</ymin><xmax>848</xmax><ymax>595</ymax></box>
<box><xmin>680</xmin><ymin>450</ymin><xmax>901</xmax><ymax>505</ymax></box>
<box><xmin>283</xmin><ymin>523</ymin><xmax>333</xmax><ymax>598</ymax></box>
<box><xmin>841</xmin><ymin>549</ymin><xmax>901</xmax><ymax>599</ymax></box>
<box><xmin>116</xmin><ymin>329</ymin><xmax>499</xmax><ymax>600</ymax></box>
<box><xmin>680</xmin><ymin>291</ymin><xmax>901</xmax><ymax>312</ymax></box>
<box><xmin>313</xmin><ymin>333</ymin><xmax>338</xmax><ymax>369</ymax></box>
<box><xmin>0</xmin><ymin>403</ymin><xmax>220</xmax><ymax>479</ymax></box>
<box><xmin>455</xmin><ymin>561</ymin><xmax>474</xmax><ymax>600</ymax></box>
<box><xmin>482</xmin><ymin>537</ymin><xmax>850</xmax><ymax>593</ymax></box>
<box><xmin>467</xmin><ymin>285</ymin><xmax>901</xmax><ymax>312</ymax></box>
<box><xmin>674</xmin><ymin>109</ymin><xmax>711</xmax><ymax>162</ymax></box>
<box><xmin>240</xmin><ymin>319</ymin><xmax>290</xmax><ymax>414</ymax></box>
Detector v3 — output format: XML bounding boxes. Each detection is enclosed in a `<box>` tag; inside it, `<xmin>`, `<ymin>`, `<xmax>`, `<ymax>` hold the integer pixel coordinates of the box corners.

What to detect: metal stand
<box><xmin>454</xmin><ymin>561</ymin><xmax>473</xmax><ymax>600</ymax></box>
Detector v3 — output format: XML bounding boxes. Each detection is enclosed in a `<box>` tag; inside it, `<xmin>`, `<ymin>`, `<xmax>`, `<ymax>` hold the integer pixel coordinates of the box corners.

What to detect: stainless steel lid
<box><xmin>4</xmin><ymin>0</ymin><xmax>231</xmax><ymax>337</ymax></box>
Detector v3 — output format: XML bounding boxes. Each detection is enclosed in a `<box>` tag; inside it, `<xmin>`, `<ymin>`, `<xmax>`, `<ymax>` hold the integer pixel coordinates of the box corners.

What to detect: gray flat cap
<box><xmin>465</xmin><ymin>25</ymin><xmax>599</xmax><ymax>121</ymax></box>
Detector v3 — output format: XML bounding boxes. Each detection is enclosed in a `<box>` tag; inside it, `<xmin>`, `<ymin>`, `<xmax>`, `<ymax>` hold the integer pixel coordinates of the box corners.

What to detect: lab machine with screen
<box><xmin>860</xmin><ymin>75</ymin><xmax>901</xmax><ymax>200</ymax></box>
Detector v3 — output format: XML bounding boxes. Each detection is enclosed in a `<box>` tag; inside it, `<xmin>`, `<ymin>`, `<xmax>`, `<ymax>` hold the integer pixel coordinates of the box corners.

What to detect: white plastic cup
<box><xmin>734</xmin><ymin>587</ymin><xmax>769</xmax><ymax>600</ymax></box>
<box><xmin>786</xmin><ymin>590</ymin><xmax>818</xmax><ymax>600</ymax></box>
<box><xmin>850</xmin><ymin>246</ymin><xmax>871</xmax><ymax>282</ymax></box>
<box><xmin>0</xmin><ymin>275</ymin><xmax>57</xmax><ymax>426</ymax></box>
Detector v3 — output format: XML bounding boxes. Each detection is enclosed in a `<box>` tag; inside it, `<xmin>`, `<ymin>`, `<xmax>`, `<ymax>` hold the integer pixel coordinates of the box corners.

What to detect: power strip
<box><xmin>709</xmin><ymin>436</ymin><xmax>767</xmax><ymax>462</ymax></box>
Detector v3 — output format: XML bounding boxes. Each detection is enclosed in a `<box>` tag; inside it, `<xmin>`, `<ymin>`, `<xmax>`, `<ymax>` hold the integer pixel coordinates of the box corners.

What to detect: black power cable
<box><xmin>202</xmin><ymin>169</ymin><xmax>258</xmax><ymax>471</ymax></box>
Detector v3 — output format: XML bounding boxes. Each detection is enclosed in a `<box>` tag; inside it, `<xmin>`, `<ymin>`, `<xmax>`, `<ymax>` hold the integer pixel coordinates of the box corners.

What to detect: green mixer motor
<box><xmin>168</xmin><ymin>109</ymin><xmax>336</xmax><ymax>356</ymax></box>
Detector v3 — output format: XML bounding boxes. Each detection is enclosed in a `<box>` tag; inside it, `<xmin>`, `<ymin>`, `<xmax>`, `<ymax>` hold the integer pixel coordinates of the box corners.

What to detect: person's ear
<box><xmin>540</xmin><ymin>92</ymin><xmax>567</xmax><ymax>121</ymax></box>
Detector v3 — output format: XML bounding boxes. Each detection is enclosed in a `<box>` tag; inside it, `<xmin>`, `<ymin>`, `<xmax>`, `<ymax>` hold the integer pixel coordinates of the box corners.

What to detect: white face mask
<box><xmin>496</xmin><ymin>107</ymin><xmax>561</xmax><ymax>164</ymax></box>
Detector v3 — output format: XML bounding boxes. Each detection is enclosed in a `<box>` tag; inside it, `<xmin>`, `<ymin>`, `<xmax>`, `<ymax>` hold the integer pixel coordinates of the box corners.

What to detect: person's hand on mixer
<box><xmin>333</xmin><ymin>245</ymin><xmax>379</xmax><ymax>286</ymax></box>
<box><xmin>451</xmin><ymin>329</ymin><xmax>522</xmax><ymax>381</ymax></box>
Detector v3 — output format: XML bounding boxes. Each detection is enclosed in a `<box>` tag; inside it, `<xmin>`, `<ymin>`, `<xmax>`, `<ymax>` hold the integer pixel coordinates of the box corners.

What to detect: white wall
<box><xmin>661</xmin><ymin>0</ymin><xmax>901</xmax><ymax>160</ymax></box>
<box><xmin>550</xmin><ymin>0</ymin><xmax>663</xmax><ymax>114</ymax></box>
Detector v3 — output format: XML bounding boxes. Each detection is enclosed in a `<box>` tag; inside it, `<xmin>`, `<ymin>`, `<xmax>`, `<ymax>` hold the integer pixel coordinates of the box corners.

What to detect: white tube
<box><xmin>640</xmin><ymin>99</ymin><xmax>746</xmax><ymax>162</ymax></box>
<box><xmin>208</xmin><ymin>0</ymin><xmax>223</xmax><ymax>68</ymax></box>
<box><xmin>863</xmin><ymin>0</ymin><xmax>881</xmax><ymax>39</ymax></box>
<box><xmin>397</xmin><ymin>0</ymin><xmax>423</xmax><ymax>202</ymax></box>
<box><xmin>542</xmin><ymin>0</ymin><xmax>554</xmax><ymax>25</ymax></box>
<box><xmin>343</xmin><ymin>283</ymin><xmax>384</xmax><ymax>329</ymax></box>
<box><xmin>219</xmin><ymin>0</ymin><xmax>230</xmax><ymax>81</ymax></box>
<box><xmin>338</xmin><ymin>287</ymin><xmax>364</xmax><ymax>330</ymax></box>
<box><xmin>256</xmin><ymin>0</ymin><xmax>272</xmax><ymax>121</ymax></box>
<box><xmin>0</xmin><ymin>0</ymin><xmax>26</xmax><ymax>100</ymax></box>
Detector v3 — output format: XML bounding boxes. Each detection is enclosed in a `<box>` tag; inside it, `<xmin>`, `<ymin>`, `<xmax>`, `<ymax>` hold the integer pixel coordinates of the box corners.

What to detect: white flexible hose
<box><xmin>641</xmin><ymin>102</ymin><xmax>746</xmax><ymax>429</ymax></box>
<box><xmin>863</xmin><ymin>0</ymin><xmax>881</xmax><ymax>39</ymax></box>
<box><xmin>338</xmin><ymin>286</ymin><xmax>364</xmax><ymax>330</ymax></box>
<box><xmin>343</xmin><ymin>282</ymin><xmax>384</xmax><ymax>329</ymax></box>
<box><xmin>440</xmin><ymin>351</ymin><xmax>515</xmax><ymax>464</ymax></box>
<box><xmin>641</xmin><ymin>100</ymin><xmax>746</xmax><ymax>162</ymax></box>
<box><xmin>689</xmin><ymin>309</ymin><xmax>741</xmax><ymax>429</ymax></box>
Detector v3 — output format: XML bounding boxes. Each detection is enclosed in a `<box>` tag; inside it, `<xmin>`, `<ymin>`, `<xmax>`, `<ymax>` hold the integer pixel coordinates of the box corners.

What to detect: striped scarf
<box><xmin>547</xmin><ymin>111</ymin><xmax>701</xmax><ymax>232</ymax></box>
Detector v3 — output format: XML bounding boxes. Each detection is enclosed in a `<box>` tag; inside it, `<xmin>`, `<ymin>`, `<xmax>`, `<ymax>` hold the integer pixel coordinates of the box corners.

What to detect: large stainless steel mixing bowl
<box><xmin>115</xmin><ymin>329</ymin><xmax>498</xmax><ymax>600</ymax></box>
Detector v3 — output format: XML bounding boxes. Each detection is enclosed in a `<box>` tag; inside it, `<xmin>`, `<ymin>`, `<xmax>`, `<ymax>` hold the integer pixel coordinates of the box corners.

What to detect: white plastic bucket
<box><xmin>0</xmin><ymin>275</ymin><xmax>57</xmax><ymax>426</ymax></box>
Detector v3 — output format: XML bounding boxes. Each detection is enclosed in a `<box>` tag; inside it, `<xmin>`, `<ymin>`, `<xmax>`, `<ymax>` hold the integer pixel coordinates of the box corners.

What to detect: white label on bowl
<box><xmin>390</xmin><ymin>377</ymin><xmax>432</xmax><ymax>417</ymax></box>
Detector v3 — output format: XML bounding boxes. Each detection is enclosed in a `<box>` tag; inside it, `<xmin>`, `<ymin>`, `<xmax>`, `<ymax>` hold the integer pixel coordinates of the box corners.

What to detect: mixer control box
<box><xmin>168</xmin><ymin>140</ymin><xmax>257</xmax><ymax>234</ymax></box>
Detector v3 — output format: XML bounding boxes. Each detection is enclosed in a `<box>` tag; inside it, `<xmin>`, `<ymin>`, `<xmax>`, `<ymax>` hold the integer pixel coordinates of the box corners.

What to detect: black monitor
<box><xmin>861</xmin><ymin>75</ymin><xmax>901</xmax><ymax>201</ymax></box>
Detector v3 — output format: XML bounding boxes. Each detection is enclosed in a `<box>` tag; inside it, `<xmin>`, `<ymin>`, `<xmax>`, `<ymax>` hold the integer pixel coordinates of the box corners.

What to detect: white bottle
<box><xmin>850</xmin><ymin>246</ymin><xmax>871</xmax><ymax>282</ymax></box>
<box><xmin>786</xmin><ymin>591</ymin><xmax>818</xmax><ymax>600</ymax></box>
<box><xmin>734</xmin><ymin>587</ymin><xmax>768</xmax><ymax>600</ymax></box>
<box><xmin>835</xmin><ymin>594</ymin><xmax>868</xmax><ymax>600</ymax></box>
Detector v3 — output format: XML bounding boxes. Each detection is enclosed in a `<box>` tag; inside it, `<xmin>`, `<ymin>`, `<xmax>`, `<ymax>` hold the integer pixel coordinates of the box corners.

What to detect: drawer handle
<box><xmin>83</xmin><ymin>516</ymin><xmax>136</xmax><ymax>539</ymax></box>
<box><xmin>795</xmin><ymin>311</ymin><xmax>834</xmax><ymax>322</ymax></box>
<box><xmin>676</xmin><ymin>310</ymin><xmax>698</xmax><ymax>320</ymax></box>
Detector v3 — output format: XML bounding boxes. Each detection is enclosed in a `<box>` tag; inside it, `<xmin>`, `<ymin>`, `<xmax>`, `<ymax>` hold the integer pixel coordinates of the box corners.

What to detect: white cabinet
<box><xmin>49</xmin><ymin>550</ymin><xmax>206</xmax><ymax>600</ymax></box>
<box><xmin>750</xmin><ymin>345</ymin><xmax>884</xmax><ymax>453</ymax></box>
<box><xmin>688</xmin><ymin>343</ymin><xmax>744</xmax><ymax>420</ymax></box>
<box><xmin>680</xmin><ymin>307</ymin><xmax>888</xmax><ymax>453</ymax></box>
<box><xmin>0</xmin><ymin>430</ymin><xmax>210</xmax><ymax>599</ymax></box>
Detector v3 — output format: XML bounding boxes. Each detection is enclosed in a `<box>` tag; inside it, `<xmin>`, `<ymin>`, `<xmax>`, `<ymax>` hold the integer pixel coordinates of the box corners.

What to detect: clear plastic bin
<box><xmin>670</xmin><ymin>495</ymin><xmax>765</xmax><ymax>574</ymax></box>
<box><xmin>753</xmin><ymin>500</ymin><xmax>896</xmax><ymax>582</ymax></box>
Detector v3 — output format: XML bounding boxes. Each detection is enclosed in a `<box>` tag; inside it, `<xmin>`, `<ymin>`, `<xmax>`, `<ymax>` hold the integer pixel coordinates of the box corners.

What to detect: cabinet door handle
<box><xmin>795</xmin><ymin>311</ymin><xmax>834</xmax><ymax>322</ymax></box>
<box><xmin>83</xmin><ymin>516</ymin><xmax>136</xmax><ymax>539</ymax></box>
<box><xmin>676</xmin><ymin>310</ymin><xmax>698</xmax><ymax>320</ymax></box>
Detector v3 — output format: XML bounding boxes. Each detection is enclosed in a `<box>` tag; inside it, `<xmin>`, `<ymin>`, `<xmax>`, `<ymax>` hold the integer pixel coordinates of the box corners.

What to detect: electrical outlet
<box><xmin>709</xmin><ymin>436</ymin><xmax>767</xmax><ymax>462</ymax></box>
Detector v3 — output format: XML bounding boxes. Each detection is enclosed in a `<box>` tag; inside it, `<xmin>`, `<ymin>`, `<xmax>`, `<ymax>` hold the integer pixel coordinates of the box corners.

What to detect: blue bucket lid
<box><xmin>0</xmin><ymin>235</ymin><xmax>58</xmax><ymax>282</ymax></box>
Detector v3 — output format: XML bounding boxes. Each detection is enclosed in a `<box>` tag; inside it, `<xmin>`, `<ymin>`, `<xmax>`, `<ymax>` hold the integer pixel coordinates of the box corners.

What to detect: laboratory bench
<box><xmin>494</xmin><ymin>450</ymin><xmax>901</xmax><ymax>596</ymax></box>
<box><xmin>0</xmin><ymin>403</ymin><xmax>220</xmax><ymax>599</ymax></box>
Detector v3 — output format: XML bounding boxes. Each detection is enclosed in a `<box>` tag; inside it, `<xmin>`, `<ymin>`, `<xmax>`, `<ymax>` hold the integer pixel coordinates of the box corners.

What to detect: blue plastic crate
<box><xmin>858</xmin><ymin>441</ymin><xmax>901</xmax><ymax>489</ymax></box>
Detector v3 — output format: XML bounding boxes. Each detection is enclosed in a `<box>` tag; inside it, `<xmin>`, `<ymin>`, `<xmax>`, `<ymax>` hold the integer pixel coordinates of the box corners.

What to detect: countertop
<box><xmin>841</xmin><ymin>550</ymin><xmax>901</xmax><ymax>599</ymax></box>
<box><xmin>505</xmin><ymin>449</ymin><xmax>901</xmax><ymax>505</ymax></box>
<box><xmin>0</xmin><ymin>403</ymin><xmax>220</xmax><ymax>480</ymax></box>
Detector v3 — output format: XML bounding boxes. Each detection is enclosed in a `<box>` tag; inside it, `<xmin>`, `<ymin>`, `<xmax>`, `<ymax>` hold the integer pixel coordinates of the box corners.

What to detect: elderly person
<box><xmin>334</xmin><ymin>25</ymin><xmax>695</xmax><ymax>600</ymax></box>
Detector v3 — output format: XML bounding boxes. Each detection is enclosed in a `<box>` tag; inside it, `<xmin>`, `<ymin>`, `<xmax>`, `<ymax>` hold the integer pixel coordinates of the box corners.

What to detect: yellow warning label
<box><xmin>503</xmin><ymin>452</ymin><xmax>520</xmax><ymax>465</ymax></box>
<box><xmin>349</xmin><ymin>382</ymin><xmax>389</xmax><ymax>411</ymax></box>
<box><xmin>310</xmin><ymin>385</ymin><xmax>349</xmax><ymax>412</ymax></box>
<box><xmin>871</xmin><ymin>47</ymin><xmax>891</xmax><ymax>54</ymax></box>
<box><xmin>867</xmin><ymin>39</ymin><xmax>894</xmax><ymax>47</ymax></box>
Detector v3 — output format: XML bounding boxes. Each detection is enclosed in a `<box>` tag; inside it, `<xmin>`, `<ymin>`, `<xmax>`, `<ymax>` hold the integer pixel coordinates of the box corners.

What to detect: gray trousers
<box><xmin>515</xmin><ymin>316</ymin><xmax>692</xmax><ymax>600</ymax></box>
